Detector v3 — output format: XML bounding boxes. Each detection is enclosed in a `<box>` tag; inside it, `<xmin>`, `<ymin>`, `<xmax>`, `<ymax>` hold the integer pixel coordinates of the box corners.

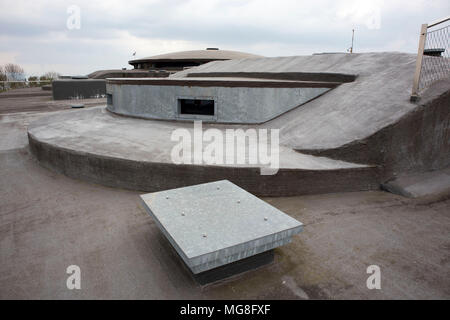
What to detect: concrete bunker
<box><xmin>105</xmin><ymin>76</ymin><xmax>344</xmax><ymax>124</ymax></box>
<box><xmin>27</xmin><ymin>53</ymin><xmax>447</xmax><ymax>198</ymax></box>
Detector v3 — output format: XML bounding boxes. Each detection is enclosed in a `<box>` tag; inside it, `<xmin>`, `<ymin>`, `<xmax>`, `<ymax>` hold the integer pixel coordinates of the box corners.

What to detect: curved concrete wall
<box><xmin>28</xmin><ymin>132</ymin><xmax>380</xmax><ymax>197</ymax></box>
<box><xmin>298</xmin><ymin>79</ymin><xmax>450</xmax><ymax>177</ymax></box>
<box><xmin>106</xmin><ymin>81</ymin><xmax>331</xmax><ymax>124</ymax></box>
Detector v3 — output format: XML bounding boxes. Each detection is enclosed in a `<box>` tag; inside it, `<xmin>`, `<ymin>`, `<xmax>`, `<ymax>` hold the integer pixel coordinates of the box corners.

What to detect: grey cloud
<box><xmin>0</xmin><ymin>0</ymin><xmax>448</xmax><ymax>75</ymax></box>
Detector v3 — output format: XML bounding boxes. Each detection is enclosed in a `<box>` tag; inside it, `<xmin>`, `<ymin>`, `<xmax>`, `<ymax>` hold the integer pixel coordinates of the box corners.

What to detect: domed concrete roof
<box><xmin>129</xmin><ymin>48</ymin><xmax>263</xmax><ymax>65</ymax></box>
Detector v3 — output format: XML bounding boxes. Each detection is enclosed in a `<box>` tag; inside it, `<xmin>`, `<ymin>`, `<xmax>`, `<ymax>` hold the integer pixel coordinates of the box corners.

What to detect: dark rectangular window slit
<box><xmin>106</xmin><ymin>93</ymin><xmax>113</xmax><ymax>106</ymax></box>
<box><xmin>179</xmin><ymin>99</ymin><xmax>214</xmax><ymax>116</ymax></box>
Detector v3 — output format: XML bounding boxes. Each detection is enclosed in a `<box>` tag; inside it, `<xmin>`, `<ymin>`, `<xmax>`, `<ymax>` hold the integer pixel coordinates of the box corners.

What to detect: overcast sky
<box><xmin>0</xmin><ymin>0</ymin><xmax>448</xmax><ymax>76</ymax></box>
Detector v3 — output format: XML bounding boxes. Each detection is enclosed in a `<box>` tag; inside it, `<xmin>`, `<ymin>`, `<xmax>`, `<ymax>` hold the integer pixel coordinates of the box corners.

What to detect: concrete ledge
<box><xmin>107</xmin><ymin>77</ymin><xmax>340</xmax><ymax>88</ymax></box>
<box><xmin>382</xmin><ymin>168</ymin><xmax>450</xmax><ymax>198</ymax></box>
<box><xmin>185</xmin><ymin>71</ymin><xmax>356</xmax><ymax>83</ymax></box>
<box><xmin>28</xmin><ymin>131</ymin><xmax>381</xmax><ymax>196</ymax></box>
<box><xmin>192</xmin><ymin>250</ymin><xmax>274</xmax><ymax>285</ymax></box>
<box><xmin>27</xmin><ymin>107</ymin><xmax>382</xmax><ymax>196</ymax></box>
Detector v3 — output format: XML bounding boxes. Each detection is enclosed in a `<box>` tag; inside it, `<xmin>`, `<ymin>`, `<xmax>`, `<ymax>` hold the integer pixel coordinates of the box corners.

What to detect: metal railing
<box><xmin>411</xmin><ymin>16</ymin><xmax>450</xmax><ymax>101</ymax></box>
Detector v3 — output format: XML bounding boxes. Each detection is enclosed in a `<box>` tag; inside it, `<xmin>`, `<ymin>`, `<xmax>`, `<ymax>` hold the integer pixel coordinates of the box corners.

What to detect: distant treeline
<box><xmin>0</xmin><ymin>63</ymin><xmax>60</xmax><ymax>91</ymax></box>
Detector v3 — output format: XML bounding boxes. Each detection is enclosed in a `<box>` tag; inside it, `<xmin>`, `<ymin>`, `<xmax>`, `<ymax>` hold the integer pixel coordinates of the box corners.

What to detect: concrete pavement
<box><xmin>1</xmin><ymin>107</ymin><xmax>449</xmax><ymax>299</ymax></box>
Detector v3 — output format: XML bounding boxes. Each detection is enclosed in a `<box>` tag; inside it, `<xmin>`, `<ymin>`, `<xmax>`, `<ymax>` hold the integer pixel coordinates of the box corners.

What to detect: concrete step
<box><xmin>382</xmin><ymin>168</ymin><xmax>450</xmax><ymax>198</ymax></box>
<box><xmin>27</xmin><ymin>107</ymin><xmax>381</xmax><ymax>196</ymax></box>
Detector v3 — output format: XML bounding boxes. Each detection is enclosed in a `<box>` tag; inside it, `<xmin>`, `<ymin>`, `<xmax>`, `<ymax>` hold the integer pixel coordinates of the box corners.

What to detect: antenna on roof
<box><xmin>347</xmin><ymin>29</ymin><xmax>355</xmax><ymax>54</ymax></box>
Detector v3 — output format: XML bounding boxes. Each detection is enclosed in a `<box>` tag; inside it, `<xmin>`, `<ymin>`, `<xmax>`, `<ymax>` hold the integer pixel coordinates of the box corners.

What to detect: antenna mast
<box><xmin>350</xmin><ymin>29</ymin><xmax>355</xmax><ymax>53</ymax></box>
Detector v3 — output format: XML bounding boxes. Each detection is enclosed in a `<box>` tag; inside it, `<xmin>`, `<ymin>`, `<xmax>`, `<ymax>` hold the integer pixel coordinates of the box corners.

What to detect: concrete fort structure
<box><xmin>128</xmin><ymin>48</ymin><xmax>263</xmax><ymax>71</ymax></box>
<box><xmin>140</xmin><ymin>180</ymin><xmax>303</xmax><ymax>283</ymax></box>
<box><xmin>106</xmin><ymin>77</ymin><xmax>336</xmax><ymax>123</ymax></box>
<box><xmin>27</xmin><ymin>52</ymin><xmax>450</xmax><ymax>196</ymax></box>
<box><xmin>51</xmin><ymin>48</ymin><xmax>262</xmax><ymax>100</ymax></box>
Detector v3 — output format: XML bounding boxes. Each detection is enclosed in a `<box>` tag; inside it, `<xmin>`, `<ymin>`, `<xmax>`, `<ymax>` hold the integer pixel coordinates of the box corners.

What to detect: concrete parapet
<box><xmin>52</xmin><ymin>79</ymin><xmax>106</xmax><ymax>100</ymax></box>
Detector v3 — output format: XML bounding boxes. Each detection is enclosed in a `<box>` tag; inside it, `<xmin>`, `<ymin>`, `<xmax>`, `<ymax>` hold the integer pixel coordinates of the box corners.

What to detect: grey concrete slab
<box><xmin>140</xmin><ymin>180</ymin><xmax>303</xmax><ymax>274</ymax></box>
<box><xmin>382</xmin><ymin>168</ymin><xmax>450</xmax><ymax>198</ymax></box>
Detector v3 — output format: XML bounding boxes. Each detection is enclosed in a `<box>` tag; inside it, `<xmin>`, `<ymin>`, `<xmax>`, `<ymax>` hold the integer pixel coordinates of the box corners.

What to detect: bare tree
<box><xmin>0</xmin><ymin>65</ymin><xmax>6</xmax><ymax>81</ymax></box>
<box><xmin>40</xmin><ymin>71</ymin><xmax>60</xmax><ymax>80</ymax></box>
<box><xmin>0</xmin><ymin>66</ymin><xmax>6</xmax><ymax>91</ymax></box>
<box><xmin>4</xmin><ymin>63</ymin><xmax>25</xmax><ymax>81</ymax></box>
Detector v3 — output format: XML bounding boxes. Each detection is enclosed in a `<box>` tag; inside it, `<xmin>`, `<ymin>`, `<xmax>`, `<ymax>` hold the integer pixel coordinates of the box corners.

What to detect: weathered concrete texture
<box><xmin>26</xmin><ymin>53</ymin><xmax>449</xmax><ymax>194</ymax></box>
<box><xmin>27</xmin><ymin>107</ymin><xmax>380</xmax><ymax>196</ymax></box>
<box><xmin>174</xmin><ymin>52</ymin><xmax>450</xmax><ymax>176</ymax></box>
<box><xmin>52</xmin><ymin>79</ymin><xmax>106</xmax><ymax>100</ymax></box>
<box><xmin>298</xmin><ymin>78</ymin><xmax>450</xmax><ymax>176</ymax></box>
<box><xmin>173</xmin><ymin>53</ymin><xmax>435</xmax><ymax>146</ymax></box>
<box><xmin>106</xmin><ymin>78</ymin><xmax>331</xmax><ymax>123</ymax></box>
<box><xmin>141</xmin><ymin>180</ymin><xmax>303</xmax><ymax>274</ymax></box>
<box><xmin>1</xmin><ymin>147</ymin><xmax>449</xmax><ymax>299</ymax></box>
<box><xmin>4</xmin><ymin>102</ymin><xmax>450</xmax><ymax>299</ymax></box>
<box><xmin>382</xmin><ymin>168</ymin><xmax>450</xmax><ymax>198</ymax></box>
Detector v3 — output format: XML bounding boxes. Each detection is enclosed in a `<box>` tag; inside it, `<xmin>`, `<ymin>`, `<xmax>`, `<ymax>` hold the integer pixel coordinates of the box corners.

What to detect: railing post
<box><xmin>410</xmin><ymin>23</ymin><xmax>428</xmax><ymax>102</ymax></box>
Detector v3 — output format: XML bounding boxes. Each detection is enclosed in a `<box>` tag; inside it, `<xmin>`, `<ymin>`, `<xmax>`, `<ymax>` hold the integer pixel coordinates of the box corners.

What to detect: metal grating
<box><xmin>418</xmin><ymin>23</ymin><xmax>450</xmax><ymax>92</ymax></box>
